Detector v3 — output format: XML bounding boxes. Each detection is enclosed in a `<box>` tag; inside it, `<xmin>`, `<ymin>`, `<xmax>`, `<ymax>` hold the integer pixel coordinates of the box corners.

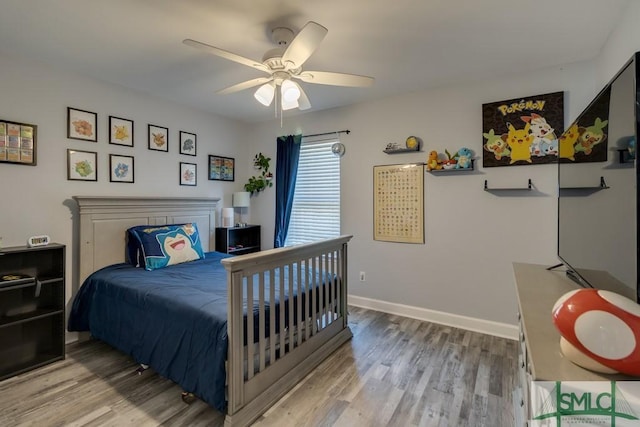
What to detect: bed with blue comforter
<box><xmin>69</xmin><ymin>251</ymin><xmax>237</xmax><ymax>411</ymax></box>
<box><xmin>70</xmin><ymin>197</ymin><xmax>352</xmax><ymax>426</ymax></box>
<box><xmin>68</xmin><ymin>250</ymin><xmax>329</xmax><ymax>412</ymax></box>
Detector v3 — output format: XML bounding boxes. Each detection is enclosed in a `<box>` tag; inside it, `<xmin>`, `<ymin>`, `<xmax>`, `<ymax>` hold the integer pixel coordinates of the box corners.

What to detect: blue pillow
<box><xmin>127</xmin><ymin>223</ymin><xmax>205</xmax><ymax>271</ymax></box>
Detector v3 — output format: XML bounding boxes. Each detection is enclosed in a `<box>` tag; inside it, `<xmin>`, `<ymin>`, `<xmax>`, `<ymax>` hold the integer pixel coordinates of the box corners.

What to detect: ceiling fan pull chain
<box><xmin>278</xmin><ymin>87</ymin><xmax>284</xmax><ymax>128</ymax></box>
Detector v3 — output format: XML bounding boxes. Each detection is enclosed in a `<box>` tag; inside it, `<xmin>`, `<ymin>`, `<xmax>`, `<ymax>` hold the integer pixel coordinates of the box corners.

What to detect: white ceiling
<box><xmin>0</xmin><ymin>0</ymin><xmax>630</xmax><ymax>124</ymax></box>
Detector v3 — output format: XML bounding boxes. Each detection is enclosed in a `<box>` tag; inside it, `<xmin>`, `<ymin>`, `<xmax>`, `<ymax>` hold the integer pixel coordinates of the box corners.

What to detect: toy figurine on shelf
<box><xmin>455</xmin><ymin>147</ymin><xmax>473</xmax><ymax>169</ymax></box>
<box><xmin>426</xmin><ymin>150</ymin><xmax>442</xmax><ymax>171</ymax></box>
<box><xmin>442</xmin><ymin>149</ymin><xmax>457</xmax><ymax>169</ymax></box>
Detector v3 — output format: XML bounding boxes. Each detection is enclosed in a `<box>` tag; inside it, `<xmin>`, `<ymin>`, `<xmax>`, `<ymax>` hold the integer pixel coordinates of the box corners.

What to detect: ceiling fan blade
<box><xmin>183</xmin><ymin>38</ymin><xmax>269</xmax><ymax>73</ymax></box>
<box><xmin>295</xmin><ymin>71</ymin><xmax>374</xmax><ymax>87</ymax></box>
<box><xmin>217</xmin><ymin>77</ymin><xmax>273</xmax><ymax>95</ymax></box>
<box><xmin>293</xmin><ymin>81</ymin><xmax>311</xmax><ymax>110</ymax></box>
<box><xmin>281</xmin><ymin>21</ymin><xmax>328</xmax><ymax>69</ymax></box>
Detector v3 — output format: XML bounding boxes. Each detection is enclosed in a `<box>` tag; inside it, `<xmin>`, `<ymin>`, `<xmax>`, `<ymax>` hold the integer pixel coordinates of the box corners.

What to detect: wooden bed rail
<box><xmin>221</xmin><ymin>235</ymin><xmax>353</xmax><ymax>273</ymax></box>
<box><xmin>221</xmin><ymin>235</ymin><xmax>353</xmax><ymax>426</ymax></box>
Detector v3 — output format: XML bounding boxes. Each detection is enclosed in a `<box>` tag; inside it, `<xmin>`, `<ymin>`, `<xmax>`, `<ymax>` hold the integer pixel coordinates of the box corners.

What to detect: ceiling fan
<box><xmin>183</xmin><ymin>21</ymin><xmax>374</xmax><ymax>112</ymax></box>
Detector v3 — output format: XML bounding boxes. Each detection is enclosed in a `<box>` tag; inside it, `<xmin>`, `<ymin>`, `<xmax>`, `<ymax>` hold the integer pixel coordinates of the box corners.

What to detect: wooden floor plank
<box><xmin>0</xmin><ymin>306</ymin><xmax>517</xmax><ymax>426</ymax></box>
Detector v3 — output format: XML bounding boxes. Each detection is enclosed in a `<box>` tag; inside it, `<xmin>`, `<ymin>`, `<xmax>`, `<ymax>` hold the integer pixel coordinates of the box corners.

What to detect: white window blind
<box><xmin>284</xmin><ymin>138</ymin><xmax>341</xmax><ymax>246</ymax></box>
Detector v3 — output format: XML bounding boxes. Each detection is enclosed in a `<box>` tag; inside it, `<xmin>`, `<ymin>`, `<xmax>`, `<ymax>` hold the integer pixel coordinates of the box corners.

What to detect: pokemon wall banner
<box><xmin>559</xmin><ymin>87</ymin><xmax>611</xmax><ymax>164</ymax></box>
<box><xmin>482</xmin><ymin>91</ymin><xmax>564</xmax><ymax>167</ymax></box>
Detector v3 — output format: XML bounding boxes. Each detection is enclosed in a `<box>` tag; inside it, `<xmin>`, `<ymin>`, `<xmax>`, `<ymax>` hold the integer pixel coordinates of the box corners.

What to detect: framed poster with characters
<box><xmin>482</xmin><ymin>91</ymin><xmax>564</xmax><ymax>167</ymax></box>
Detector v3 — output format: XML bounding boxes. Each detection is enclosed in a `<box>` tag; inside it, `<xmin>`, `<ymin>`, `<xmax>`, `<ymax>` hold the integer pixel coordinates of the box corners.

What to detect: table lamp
<box><xmin>233</xmin><ymin>191</ymin><xmax>250</xmax><ymax>227</ymax></box>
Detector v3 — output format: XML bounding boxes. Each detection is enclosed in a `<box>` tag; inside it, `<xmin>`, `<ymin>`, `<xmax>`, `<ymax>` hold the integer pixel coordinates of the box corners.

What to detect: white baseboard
<box><xmin>348</xmin><ymin>295</ymin><xmax>518</xmax><ymax>340</ymax></box>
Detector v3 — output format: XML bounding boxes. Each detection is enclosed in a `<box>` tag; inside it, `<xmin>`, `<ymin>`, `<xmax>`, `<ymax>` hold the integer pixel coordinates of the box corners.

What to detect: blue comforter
<box><xmin>68</xmin><ymin>252</ymin><xmax>233</xmax><ymax>411</ymax></box>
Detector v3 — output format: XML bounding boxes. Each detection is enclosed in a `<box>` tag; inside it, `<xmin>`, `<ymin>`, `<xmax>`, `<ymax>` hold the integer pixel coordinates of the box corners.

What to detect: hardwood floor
<box><xmin>0</xmin><ymin>307</ymin><xmax>518</xmax><ymax>426</ymax></box>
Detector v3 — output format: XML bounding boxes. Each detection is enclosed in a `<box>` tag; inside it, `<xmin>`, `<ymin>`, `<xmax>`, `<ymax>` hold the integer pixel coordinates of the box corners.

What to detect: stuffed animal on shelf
<box><xmin>628</xmin><ymin>137</ymin><xmax>636</xmax><ymax>160</ymax></box>
<box><xmin>455</xmin><ymin>147</ymin><xmax>473</xmax><ymax>169</ymax></box>
<box><xmin>426</xmin><ymin>150</ymin><xmax>442</xmax><ymax>171</ymax></box>
<box><xmin>442</xmin><ymin>149</ymin><xmax>457</xmax><ymax>169</ymax></box>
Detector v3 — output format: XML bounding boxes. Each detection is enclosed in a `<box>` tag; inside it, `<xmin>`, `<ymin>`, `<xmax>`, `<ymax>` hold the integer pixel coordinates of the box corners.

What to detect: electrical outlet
<box><xmin>359</xmin><ymin>271</ymin><xmax>366</xmax><ymax>281</ymax></box>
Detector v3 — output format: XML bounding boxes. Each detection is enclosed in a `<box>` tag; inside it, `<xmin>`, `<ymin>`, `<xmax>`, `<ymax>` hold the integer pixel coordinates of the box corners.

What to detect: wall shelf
<box><xmin>559</xmin><ymin>176</ymin><xmax>610</xmax><ymax>195</ymax></box>
<box><xmin>427</xmin><ymin>159</ymin><xmax>475</xmax><ymax>174</ymax></box>
<box><xmin>617</xmin><ymin>148</ymin><xmax>635</xmax><ymax>164</ymax></box>
<box><xmin>559</xmin><ymin>176</ymin><xmax>609</xmax><ymax>191</ymax></box>
<box><xmin>484</xmin><ymin>179</ymin><xmax>532</xmax><ymax>192</ymax></box>
<box><xmin>383</xmin><ymin>147</ymin><xmax>421</xmax><ymax>154</ymax></box>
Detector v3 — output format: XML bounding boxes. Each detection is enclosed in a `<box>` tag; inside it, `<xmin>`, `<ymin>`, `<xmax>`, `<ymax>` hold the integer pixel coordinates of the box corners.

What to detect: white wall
<box><xmin>0</xmin><ymin>52</ymin><xmax>249</xmax><ymax>320</ymax></box>
<box><xmin>244</xmin><ymin>1</ymin><xmax>640</xmax><ymax>332</ymax></box>
<box><xmin>3</xmin><ymin>1</ymin><xmax>638</xmax><ymax>338</ymax></box>
<box><xmin>246</xmin><ymin>60</ymin><xmax>601</xmax><ymax>330</ymax></box>
<box><xmin>597</xmin><ymin>1</ymin><xmax>640</xmax><ymax>85</ymax></box>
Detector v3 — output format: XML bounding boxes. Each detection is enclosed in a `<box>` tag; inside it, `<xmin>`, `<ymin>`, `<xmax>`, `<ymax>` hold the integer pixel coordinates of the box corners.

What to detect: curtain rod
<box><xmin>302</xmin><ymin>129</ymin><xmax>350</xmax><ymax>138</ymax></box>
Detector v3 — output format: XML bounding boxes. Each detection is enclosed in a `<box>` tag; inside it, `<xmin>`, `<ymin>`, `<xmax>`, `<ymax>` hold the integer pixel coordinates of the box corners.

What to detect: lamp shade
<box><xmin>281</xmin><ymin>79</ymin><xmax>301</xmax><ymax>103</ymax></box>
<box><xmin>254</xmin><ymin>83</ymin><xmax>275</xmax><ymax>106</ymax></box>
<box><xmin>281</xmin><ymin>97</ymin><xmax>299</xmax><ymax>111</ymax></box>
<box><xmin>233</xmin><ymin>191</ymin><xmax>250</xmax><ymax>208</ymax></box>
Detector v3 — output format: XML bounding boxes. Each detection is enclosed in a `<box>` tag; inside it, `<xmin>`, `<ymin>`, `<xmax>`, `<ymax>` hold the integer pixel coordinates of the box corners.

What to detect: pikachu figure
<box><xmin>506</xmin><ymin>123</ymin><xmax>533</xmax><ymax>164</ymax></box>
<box><xmin>559</xmin><ymin>123</ymin><xmax>580</xmax><ymax>161</ymax></box>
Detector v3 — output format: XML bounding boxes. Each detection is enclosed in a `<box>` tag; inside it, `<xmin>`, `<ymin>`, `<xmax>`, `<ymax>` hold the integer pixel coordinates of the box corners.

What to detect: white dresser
<box><xmin>512</xmin><ymin>263</ymin><xmax>636</xmax><ymax>426</ymax></box>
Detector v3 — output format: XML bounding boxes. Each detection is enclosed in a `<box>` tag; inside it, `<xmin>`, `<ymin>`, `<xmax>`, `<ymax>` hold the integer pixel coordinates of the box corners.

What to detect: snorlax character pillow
<box><xmin>128</xmin><ymin>223</ymin><xmax>205</xmax><ymax>271</ymax></box>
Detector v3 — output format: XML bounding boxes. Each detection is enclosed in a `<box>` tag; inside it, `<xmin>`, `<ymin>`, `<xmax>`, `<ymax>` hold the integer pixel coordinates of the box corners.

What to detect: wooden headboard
<box><xmin>73</xmin><ymin>196</ymin><xmax>220</xmax><ymax>284</ymax></box>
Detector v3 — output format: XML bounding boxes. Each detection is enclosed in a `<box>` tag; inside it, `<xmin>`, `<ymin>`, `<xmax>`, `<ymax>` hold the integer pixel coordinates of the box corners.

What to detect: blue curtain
<box><xmin>274</xmin><ymin>134</ymin><xmax>302</xmax><ymax>248</ymax></box>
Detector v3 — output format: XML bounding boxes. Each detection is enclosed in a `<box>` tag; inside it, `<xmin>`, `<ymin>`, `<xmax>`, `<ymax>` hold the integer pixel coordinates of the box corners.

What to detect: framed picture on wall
<box><xmin>109</xmin><ymin>154</ymin><xmax>134</xmax><ymax>183</ymax></box>
<box><xmin>148</xmin><ymin>124</ymin><xmax>169</xmax><ymax>152</ymax></box>
<box><xmin>481</xmin><ymin>91</ymin><xmax>564</xmax><ymax>167</ymax></box>
<box><xmin>180</xmin><ymin>162</ymin><xmax>197</xmax><ymax>186</ymax></box>
<box><xmin>179</xmin><ymin>131</ymin><xmax>197</xmax><ymax>156</ymax></box>
<box><xmin>109</xmin><ymin>116</ymin><xmax>134</xmax><ymax>147</ymax></box>
<box><xmin>373</xmin><ymin>163</ymin><xmax>424</xmax><ymax>244</ymax></box>
<box><xmin>67</xmin><ymin>149</ymin><xmax>97</xmax><ymax>181</ymax></box>
<box><xmin>67</xmin><ymin>107</ymin><xmax>97</xmax><ymax>142</ymax></box>
<box><xmin>208</xmin><ymin>155</ymin><xmax>234</xmax><ymax>181</ymax></box>
<box><xmin>0</xmin><ymin>120</ymin><xmax>37</xmax><ymax>166</ymax></box>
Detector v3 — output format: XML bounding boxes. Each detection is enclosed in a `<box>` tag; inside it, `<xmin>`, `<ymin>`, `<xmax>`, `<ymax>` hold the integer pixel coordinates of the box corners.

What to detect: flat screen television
<box><xmin>557</xmin><ymin>52</ymin><xmax>640</xmax><ymax>303</ymax></box>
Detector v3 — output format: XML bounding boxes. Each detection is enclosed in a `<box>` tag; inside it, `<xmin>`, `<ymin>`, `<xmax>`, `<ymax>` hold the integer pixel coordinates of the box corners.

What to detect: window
<box><xmin>284</xmin><ymin>138</ymin><xmax>341</xmax><ymax>246</ymax></box>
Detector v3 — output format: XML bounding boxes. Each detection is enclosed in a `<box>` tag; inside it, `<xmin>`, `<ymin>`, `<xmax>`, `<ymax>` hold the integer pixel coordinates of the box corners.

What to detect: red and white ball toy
<box><xmin>552</xmin><ymin>288</ymin><xmax>640</xmax><ymax>376</ymax></box>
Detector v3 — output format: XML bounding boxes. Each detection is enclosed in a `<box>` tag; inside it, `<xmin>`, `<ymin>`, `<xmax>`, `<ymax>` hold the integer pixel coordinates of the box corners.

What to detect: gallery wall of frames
<box><xmin>4</xmin><ymin>106</ymin><xmax>236</xmax><ymax>187</ymax></box>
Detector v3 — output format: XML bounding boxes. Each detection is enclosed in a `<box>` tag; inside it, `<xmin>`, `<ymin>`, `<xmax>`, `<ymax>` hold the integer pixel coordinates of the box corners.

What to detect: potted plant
<box><xmin>244</xmin><ymin>152</ymin><xmax>273</xmax><ymax>195</ymax></box>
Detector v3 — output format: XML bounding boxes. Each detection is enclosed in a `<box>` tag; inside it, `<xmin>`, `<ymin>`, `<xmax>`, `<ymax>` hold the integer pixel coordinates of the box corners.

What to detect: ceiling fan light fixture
<box><xmin>254</xmin><ymin>83</ymin><xmax>275</xmax><ymax>106</ymax></box>
<box><xmin>281</xmin><ymin>79</ymin><xmax>301</xmax><ymax>103</ymax></box>
<box><xmin>281</xmin><ymin>96</ymin><xmax>299</xmax><ymax>111</ymax></box>
<box><xmin>291</xmin><ymin>80</ymin><xmax>311</xmax><ymax>110</ymax></box>
<box><xmin>183</xmin><ymin>20</ymin><xmax>373</xmax><ymax>120</ymax></box>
